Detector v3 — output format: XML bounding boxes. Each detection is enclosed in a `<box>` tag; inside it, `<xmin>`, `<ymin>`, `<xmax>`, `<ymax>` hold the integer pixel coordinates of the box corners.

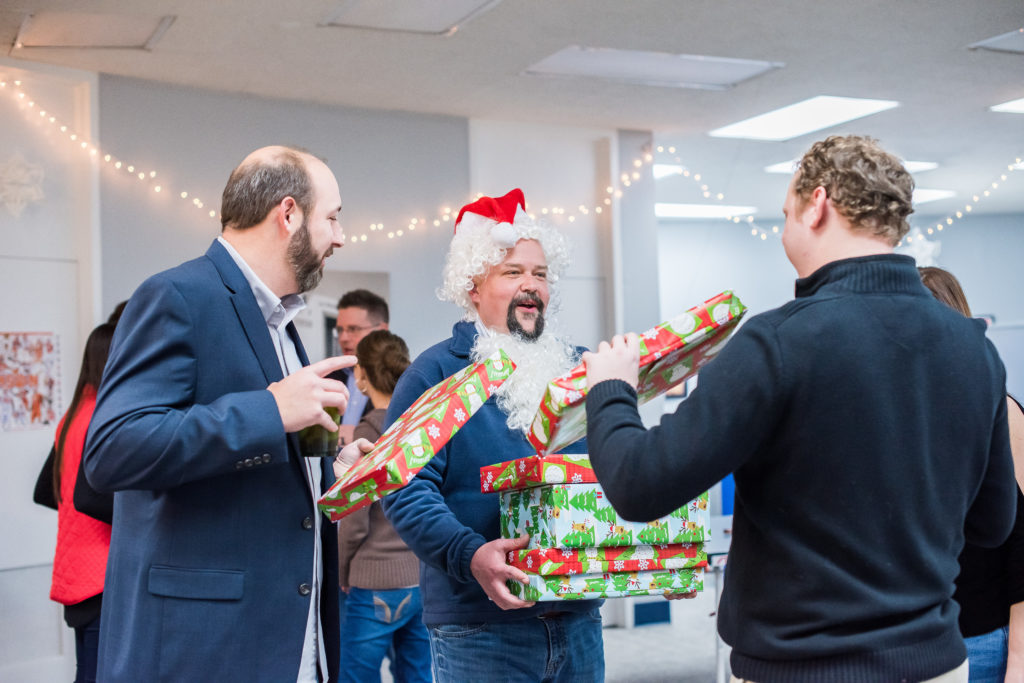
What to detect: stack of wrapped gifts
<box><xmin>480</xmin><ymin>453</ymin><xmax>710</xmax><ymax>601</ymax></box>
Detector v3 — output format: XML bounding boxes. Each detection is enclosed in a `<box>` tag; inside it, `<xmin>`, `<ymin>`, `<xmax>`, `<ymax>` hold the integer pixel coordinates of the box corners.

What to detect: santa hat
<box><xmin>437</xmin><ymin>188</ymin><xmax>571</xmax><ymax>318</ymax></box>
<box><xmin>453</xmin><ymin>188</ymin><xmax>527</xmax><ymax>249</ymax></box>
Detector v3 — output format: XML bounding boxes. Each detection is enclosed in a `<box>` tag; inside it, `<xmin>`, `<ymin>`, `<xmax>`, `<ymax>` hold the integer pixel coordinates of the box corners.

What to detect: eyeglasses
<box><xmin>333</xmin><ymin>324</ymin><xmax>377</xmax><ymax>337</ymax></box>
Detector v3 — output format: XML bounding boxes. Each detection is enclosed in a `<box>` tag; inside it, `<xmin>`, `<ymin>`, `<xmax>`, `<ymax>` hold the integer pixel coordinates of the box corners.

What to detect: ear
<box><xmin>468</xmin><ymin>281</ymin><xmax>481</xmax><ymax>306</ymax></box>
<box><xmin>806</xmin><ymin>186</ymin><xmax>828</xmax><ymax>232</ymax></box>
<box><xmin>276</xmin><ymin>197</ymin><xmax>301</xmax><ymax>236</ymax></box>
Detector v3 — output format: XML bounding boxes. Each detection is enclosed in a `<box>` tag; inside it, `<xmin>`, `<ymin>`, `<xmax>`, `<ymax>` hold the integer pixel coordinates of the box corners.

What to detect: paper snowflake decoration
<box><xmin>453</xmin><ymin>407</ymin><xmax>466</xmax><ymax>422</ymax></box>
<box><xmin>526</xmin><ymin>557</ymin><xmax>533</xmax><ymax>568</ymax></box>
<box><xmin>566</xmin><ymin>390</ymin><xmax>582</xmax><ymax>403</ymax></box>
<box><xmin>0</xmin><ymin>152</ymin><xmax>45</xmax><ymax>218</ymax></box>
<box><xmin>639</xmin><ymin>559</ymin><xmax>649</xmax><ymax>570</ymax></box>
<box><xmin>613</xmin><ymin>560</ymin><xmax>624</xmax><ymax>570</ymax></box>
<box><xmin>571</xmin><ymin>473</ymin><xmax>583</xmax><ymax>483</ymax></box>
<box><xmin>561</xmin><ymin>548</ymin><xmax>573</xmax><ymax>557</ymax></box>
<box><xmin>427</xmin><ymin>424</ymin><xmax>441</xmax><ymax>439</ymax></box>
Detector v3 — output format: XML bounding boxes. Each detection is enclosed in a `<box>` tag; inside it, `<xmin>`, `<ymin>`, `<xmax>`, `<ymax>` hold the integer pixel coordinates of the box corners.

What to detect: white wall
<box><xmin>0</xmin><ymin>58</ymin><xmax>98</xmax><ymax>682</ymax></box>
<box><xmin>96</xmin><ymin>75</ymin><xmax>471</xmax><ymax>358</ymax></box>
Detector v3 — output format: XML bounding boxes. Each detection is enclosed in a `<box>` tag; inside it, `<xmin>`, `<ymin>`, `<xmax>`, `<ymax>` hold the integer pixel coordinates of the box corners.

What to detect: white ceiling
<box><xmin>2</xmin><ymin>0</ymin><xmax>1022</xmax><ymax>222</ymax></box>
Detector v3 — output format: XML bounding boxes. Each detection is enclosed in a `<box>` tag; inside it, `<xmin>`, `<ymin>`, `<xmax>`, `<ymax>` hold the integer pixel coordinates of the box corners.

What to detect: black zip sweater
<box><xmin>586</xmin><ymin>254</ymin><xmax>1015</xmax><ymax>682</ymax></box>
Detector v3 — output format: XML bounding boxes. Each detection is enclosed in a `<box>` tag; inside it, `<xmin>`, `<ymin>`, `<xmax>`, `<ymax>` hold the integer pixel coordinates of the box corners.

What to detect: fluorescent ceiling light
<box><xmin>764</xmin><ymin>158</ymin><xmax>937</xmax><ymax>174</ymax></box>
<box><xmin>913</xmin><ymin>189</ymin><xmax>956</xmax><ymax>205</ymax></box>
<box><xmin>322</xmin><ymin>0</ymin><xmax>500</xmax><ymax>36</ymax></box>
<box><xmin>526</xmin><ymin>46</ymin><xmax>783</xmax><ymax>91</ymax></box>
<box><xmin>990</xmin><ymin>97</ymin><xmax>1024</xmax><ymax>114</ymax></box>
<box><xmin>656</xmin><ymin>203</ymin><xmax>757</xmax><ymax>219</ymax></box>
<box><xmin>709</xmin><ymin>95</ymin><xmax>899</xmax><ymax>141</ymax></box>
<box><xmin>653</xmin><ymin>164</ymin><xmax>684</xmax><ymax>179</ymax></box>
<box><xmin>14</xmin><ymin>12</ymin><xmax>175</xmax><ymax>49</ymax></box>
<box><xmin>969</xmin><ymin>27</ymin><xmax>1024</xmax><ymax>55</ymax></box>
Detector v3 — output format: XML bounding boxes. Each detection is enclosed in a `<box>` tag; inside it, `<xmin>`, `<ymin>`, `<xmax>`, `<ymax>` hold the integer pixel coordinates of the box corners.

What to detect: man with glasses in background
<box><xmin>331</xmin><ymin>289</ymin><xmax>389</xmax><ymax>446</ymax></box>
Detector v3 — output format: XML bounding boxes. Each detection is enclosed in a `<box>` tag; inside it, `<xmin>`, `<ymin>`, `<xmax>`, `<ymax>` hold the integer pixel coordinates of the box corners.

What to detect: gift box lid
<box><xmin>528</xmin><ymin>290</ymin><xmax>747</xmax><ymax>455</ymax></box>
<box><xmin>318</xmin><ymin>351</ymin><xmax>515</xmax><ymax>521</ymax></box>
<box><xmin>480</xmin><ymin>452</ymin><xmax>596</xmax><ymax>493</ymax></box>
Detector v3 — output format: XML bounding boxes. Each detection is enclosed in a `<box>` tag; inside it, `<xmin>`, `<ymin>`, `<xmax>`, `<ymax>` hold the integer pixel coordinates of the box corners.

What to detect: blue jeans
<box><xmin>965</xmin><ymin>625</ymin><xmax>1008</xmax><ymax>683</ymax></box>
<box><xmin>74</xmin><ymin>616</ymin><xmax>101</xmax><ymax>683</ymax></box>
<box><xmin>428</xmin><ymin>608</ymin><xmax>605</xmax><ymax>683</ymax></box>
<box><xmin>338</xmin><ymin>587</ymin><xmax>431</xmax><ymax>683</ymax></box>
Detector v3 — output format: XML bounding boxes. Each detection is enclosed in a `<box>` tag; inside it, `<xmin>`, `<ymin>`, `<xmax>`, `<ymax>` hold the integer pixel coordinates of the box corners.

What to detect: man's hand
<box><xmin>664</xmin><ymin>591</ymin><xmax>698</xmax><ymax>601</ymax></box>
<box><xmin>268</xmin><ymin>356</ymin><xmax>355</xmax><ymax>432</ymax></box>
<box><xmin>583</xmin><ymin>333</ymin><xmax>640</xmax><ymax>389</ymax></box>
<box><xmin>470</xmin><ymin>535</ymin><xmax>536</xmax><ymax>610</ymax></box>
<box><xmin>333</xmin><ymin>438</ymin><xmax>374</xmax><ymax>479</ymax></box>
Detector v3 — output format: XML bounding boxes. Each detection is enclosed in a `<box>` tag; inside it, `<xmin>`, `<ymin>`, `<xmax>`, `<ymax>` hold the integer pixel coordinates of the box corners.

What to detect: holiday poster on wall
<box><xmin>0</xmin><ymin>332</ymin><xmax>61</xmax><ymax>431</ymax></box>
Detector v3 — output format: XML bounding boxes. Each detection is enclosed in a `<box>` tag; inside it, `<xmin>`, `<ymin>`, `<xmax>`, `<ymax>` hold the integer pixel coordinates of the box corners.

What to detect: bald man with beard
<box><xmin>84</xmin><ymin>146</ymin><xmax>367</xmax><ymax>682</ymax></box>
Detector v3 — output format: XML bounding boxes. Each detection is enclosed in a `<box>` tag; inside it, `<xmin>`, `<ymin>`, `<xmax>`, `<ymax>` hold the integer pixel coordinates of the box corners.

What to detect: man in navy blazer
<box><xmin>84</xmin><ymin>146</ymin><xmax>363</xmax><ymax>681</ymax></box>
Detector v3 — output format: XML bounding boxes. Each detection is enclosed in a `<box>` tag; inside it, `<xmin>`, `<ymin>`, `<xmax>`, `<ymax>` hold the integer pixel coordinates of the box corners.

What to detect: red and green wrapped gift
<box><xmin>318</xmin><ymin>351</ymin><xmax>515</xmax><ymax>521</ymax></box>
<box><xmin>480</xmin><ymin>453</ymin><xmax>596</xmax><ymax>493</ymax></box>
<box><xmin>508</xmin><ymin>543</ymin><xmax>707</xmax><ymax>576</ymax></box>
<box><xmin>508</xmin><ymin>567</ymin><xmax>704</xmax><ymax>601</ymax></box>
<box><xmin>528</xmin><ymin>290</ymin><xmax>747</xmax><ymax>454</ymax></box>
<box><xmin>500</xmin><ymin>483</ymin><xmax>710</xmax><ymax>549</ymax></box>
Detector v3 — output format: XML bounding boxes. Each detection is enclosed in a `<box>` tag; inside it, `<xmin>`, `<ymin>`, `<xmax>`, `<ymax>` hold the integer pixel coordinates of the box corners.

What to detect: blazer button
<box><xmin>244</xmin><ymin>458</ymin><xmax>254</xmax><ymax>468</ymax></box>
<box><xmin>298</xmin><ymin>583</ymin><xmax>311</xmax><ymax>596</ymax></box>
<box><xmin>262</xmin><ymin>453</ymin><xmax>272</xmax><ymax>463</ymax></box>
<box><xmin>302</xmin><ymin>517</ymin><xmax>313</xmax><ymax>530</ymax></box>
<box><xmin>235</xmin><ymin>461</ymin><xmax>243</xmax><ymax>470</ymax></box>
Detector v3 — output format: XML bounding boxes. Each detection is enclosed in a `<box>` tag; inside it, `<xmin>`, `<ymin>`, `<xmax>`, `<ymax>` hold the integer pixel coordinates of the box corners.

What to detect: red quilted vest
<box><xmin>50</xmin><ymin>389</ymin><xmax>111</xmax><ymax>606</ymax></box>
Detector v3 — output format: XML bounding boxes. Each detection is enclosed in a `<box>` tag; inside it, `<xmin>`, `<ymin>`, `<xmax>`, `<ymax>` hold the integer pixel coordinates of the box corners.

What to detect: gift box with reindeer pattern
<box><xmin>498</xmin><ymin>483</ymin><xmax>710</xmax><ymax>549</ymax></box>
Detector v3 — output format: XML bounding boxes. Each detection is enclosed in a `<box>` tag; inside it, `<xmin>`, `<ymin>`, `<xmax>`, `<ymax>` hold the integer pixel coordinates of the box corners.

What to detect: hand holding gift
<box><xmin>582</xmin><ymin>333</ymin><xmax>640</xmax><ymax>389</ymax></box>
<box><xmin>470</xmin><ymin>535</ymin><xmax>536</xmax><ymax>610</ymax></box>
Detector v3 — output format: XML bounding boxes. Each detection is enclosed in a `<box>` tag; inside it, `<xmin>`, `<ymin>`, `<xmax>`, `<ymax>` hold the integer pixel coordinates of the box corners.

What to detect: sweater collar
<box><xmin>448</xmin><ymin>320</ymin><xmax>479</xmax><ymax>358</ymax></box>
<box><xmin>794</xmin><ymin>253</ymin><xmax>924</xmax><ymax>299</ymax></box>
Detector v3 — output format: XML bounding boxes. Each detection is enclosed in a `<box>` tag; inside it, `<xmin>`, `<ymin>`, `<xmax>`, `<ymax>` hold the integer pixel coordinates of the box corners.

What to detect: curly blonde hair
<box><xmin>795</xmin><ymin>135</ymin><xmax>914</xmax><ymax>245</ymax></box>
<box><xmin>437</xmin><ymin>216</ymin><xmax>572</xmax><ymax>320</ymax></box>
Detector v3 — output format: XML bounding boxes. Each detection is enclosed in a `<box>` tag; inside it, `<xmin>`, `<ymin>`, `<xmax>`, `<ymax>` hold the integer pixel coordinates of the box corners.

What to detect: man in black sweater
<box><xmin>583</xmin><ymin>135</ymin><xmax>1015</xmax><ymax>682</ymax></box>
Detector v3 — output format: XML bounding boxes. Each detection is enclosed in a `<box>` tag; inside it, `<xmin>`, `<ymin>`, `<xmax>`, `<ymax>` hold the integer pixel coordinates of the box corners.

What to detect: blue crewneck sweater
<box><xmin>587</xmin><ymin>254</ymin><xmax>1015</xmax><ymax>682</ymax></box>
<box><xmin>382</xmin><ymin>321</ymin><xmax>594</xmax><ymax>624</ymax></box>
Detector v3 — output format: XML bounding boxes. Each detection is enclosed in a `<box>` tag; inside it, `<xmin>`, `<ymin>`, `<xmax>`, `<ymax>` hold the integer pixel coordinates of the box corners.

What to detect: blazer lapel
<box><xmin>206</xmin><ymin>240</ymin><xmax>284</xmax><ymax>385</ymax></box>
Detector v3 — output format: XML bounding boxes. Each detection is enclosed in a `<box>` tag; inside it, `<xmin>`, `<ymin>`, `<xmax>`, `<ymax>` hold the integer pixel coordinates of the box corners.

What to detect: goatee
<box><xmin>506</xmin><ymin>292</ymin><xmax>545</xmax><ymax>340</ymax></box>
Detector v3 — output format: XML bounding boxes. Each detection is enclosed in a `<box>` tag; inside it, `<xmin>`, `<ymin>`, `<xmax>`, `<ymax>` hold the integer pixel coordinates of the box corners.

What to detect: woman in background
<box><xmin>920</xmin><ymin>266</ymin><xmax>1024</xmax><ymax>683</ymax></box>
<box><xmin>335</xmin><ymin>329</ymin><xmax>431</xmax><ymax>683</ymax></box>
<box><xmin>49</xmin><ymin>321</ymin><xmax>117</xmax><ymax>683</ymax></box>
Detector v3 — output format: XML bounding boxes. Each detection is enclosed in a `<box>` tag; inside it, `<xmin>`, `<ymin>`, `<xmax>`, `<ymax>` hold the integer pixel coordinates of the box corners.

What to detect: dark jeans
<box><xmin>427</xmin><ymin>608</ymin><xmax>604</xmax><ymax>683</ymax></box>
<box><xmin>74</xmin><ymin>615</ymin><xmax>101</xmax><ymax>683</ymax></box>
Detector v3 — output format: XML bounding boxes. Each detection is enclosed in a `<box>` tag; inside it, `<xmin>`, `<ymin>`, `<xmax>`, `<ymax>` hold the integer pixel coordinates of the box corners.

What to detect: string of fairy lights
<box><xmin>3</xmin><ymin>77</ymin><xmax>1019</xmax><ymax>246</ymax></box>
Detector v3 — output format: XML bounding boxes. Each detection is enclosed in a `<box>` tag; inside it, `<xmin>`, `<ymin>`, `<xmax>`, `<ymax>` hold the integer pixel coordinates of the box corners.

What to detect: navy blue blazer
<box><xmin>84</xmin><ymin>240</ymin><xmax>339</xmax><ymax>681</ymax></box>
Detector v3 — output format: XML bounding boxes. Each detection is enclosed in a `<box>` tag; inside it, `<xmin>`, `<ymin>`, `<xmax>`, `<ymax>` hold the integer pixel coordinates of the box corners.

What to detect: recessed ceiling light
<box><xmin>765</xmin><ymin>159</ymin><xmax>937</xmax><ymax>174</ymax></box>
<box><xmin>709</xmin><ymin>96</ymin><xmax>899</xmax><ymax>141</ymax></box>
<box><xmin>653</xmin><ymin>164</ymin><xmax>684</xmax><ymax>179</ymax></box>
<box><xmin>321</xmin><ymin>0</ymin><xmax>501</xmax><ymax>36</ymax></box>
<box><xmin>990</xmin><ymin>97</ymin><xmax>1024</xmax><ymax>114</ymax></box>
<box><xmin>968</xmin><ymin>27</ymin><xmax>1024</xmax><ymax>55</ymax></box>
<box><xmin>913</xmin><ymin>189</ymin><xmax>956</xmax><ymax>205</ymax></box>
<box><xmin>656</xmin><ymin>203</ymin><xmax>757</xmax><ymax>219</ymax></box>
<box><xmin>14</xmin><ymin>12</ymin><xmax>175</xmax><ymax>50</ymax></box>
<box><xmin>526</xmin><ymin>46</ymin><xmax>783</xmax><ymax>91</ymax></box>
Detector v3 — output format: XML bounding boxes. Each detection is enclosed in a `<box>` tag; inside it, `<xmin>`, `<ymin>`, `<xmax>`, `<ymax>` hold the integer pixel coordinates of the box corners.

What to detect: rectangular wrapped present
<box><xmin>508</xmin><ymin>567</ymin><xmax>704</xmax><ymax>602</ymax></box>
<box><xmin>500</xmin><ymin>483</ymin><xmax>710</xmax><ymax>549</ymax></box>
<box><xmin>528</xmin><ymin>290</ymin><xmax>747</xmax><ymax>454</ymax></box>
<box><xmin>507</xmin><ymin>543</ymin><xmax>707</xmax><ymax>576</ymax></box>
<box><xmin>318</xmin><ymin>351</ymin><xmax>514</xmax><ymax>521</ymax></box>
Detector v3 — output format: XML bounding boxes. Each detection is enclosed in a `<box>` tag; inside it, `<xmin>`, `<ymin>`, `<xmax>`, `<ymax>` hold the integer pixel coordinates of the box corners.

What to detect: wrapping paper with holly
<box><xmin>480</xmin><ymin>452</ymin><xmax>597</xmax><ymax>493</ymax></box>
<box><xmin>508</xmin><ymin>567</ymin><xmax>704</xmax><ymax>601</ymax></box>
<box><xmin>528</xmin><ymin>290</ymin><xmax>747</xmax><ymax>454</ymax></box>
<box><xmin>500</xmin><ymin>483</ymin><xmax>710</xmax><ymax>549</ymax></box>
<box><xmin>318</xmin><ymin>351</ymin><xmax>515</xmax><ymax>521</ymax></box>
<box><xmin>508</xmin><ymin>543</ymin><xmax>707</xmax><ymax>576</ymax></box>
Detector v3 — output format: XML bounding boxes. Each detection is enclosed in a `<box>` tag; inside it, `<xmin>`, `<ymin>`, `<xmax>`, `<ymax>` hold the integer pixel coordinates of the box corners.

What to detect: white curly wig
<box><xmin>437</xmin><ymin>189</ymin><xmax>572</xmax><ymax>321</ymax></box>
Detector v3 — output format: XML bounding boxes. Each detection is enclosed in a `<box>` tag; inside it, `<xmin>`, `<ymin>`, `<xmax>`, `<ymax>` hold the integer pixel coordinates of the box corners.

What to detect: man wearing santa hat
<box><xmin>381</xmin><ymin>190</ymin><xmax>604</xmax><ymax>681</ymax></box>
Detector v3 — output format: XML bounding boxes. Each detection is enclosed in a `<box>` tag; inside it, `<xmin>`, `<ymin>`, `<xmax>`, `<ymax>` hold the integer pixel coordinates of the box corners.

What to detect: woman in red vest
<box><xmin>50</xmin><ymin>321</ymin><xmax>116</xmax><ymax>683</ymax></box>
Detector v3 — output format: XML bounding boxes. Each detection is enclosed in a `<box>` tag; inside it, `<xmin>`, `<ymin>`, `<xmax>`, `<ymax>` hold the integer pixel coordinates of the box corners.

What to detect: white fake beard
<box><xmin>471</xmin><ymin>329</ymin><xmax>580</xmax><ymax>436</ymax></box>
